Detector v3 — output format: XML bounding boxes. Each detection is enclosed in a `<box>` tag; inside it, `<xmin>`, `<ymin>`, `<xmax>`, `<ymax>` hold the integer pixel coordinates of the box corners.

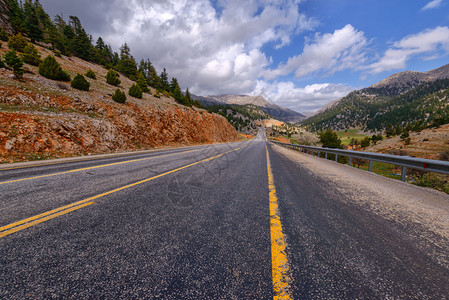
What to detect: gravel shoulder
<box><xmin>271</xmin><ymin>143</ymin><xmax>449</xmax><ymax>268</ymax></box>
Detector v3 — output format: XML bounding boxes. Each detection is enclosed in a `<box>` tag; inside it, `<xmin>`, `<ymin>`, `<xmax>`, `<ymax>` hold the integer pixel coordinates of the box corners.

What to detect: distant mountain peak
<box><xmin>193</xmin><ymin>94</ymin><xmax>305</xmax><ymax>123</ymax></box>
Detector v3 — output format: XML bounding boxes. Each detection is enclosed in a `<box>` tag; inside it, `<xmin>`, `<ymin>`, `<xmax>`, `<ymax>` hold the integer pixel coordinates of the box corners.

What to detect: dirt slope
<box><xmin>0</xmin><ymin>44</ymin><xmax>239</xmax><ymax>163</ymax></box>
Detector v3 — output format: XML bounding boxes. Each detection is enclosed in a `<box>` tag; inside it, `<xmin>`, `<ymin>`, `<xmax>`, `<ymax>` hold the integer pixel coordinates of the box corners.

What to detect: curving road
<box><xmin>1</xmin><ymin>129</ymin><xmax>448</xmax><ymax>299</ymax></box>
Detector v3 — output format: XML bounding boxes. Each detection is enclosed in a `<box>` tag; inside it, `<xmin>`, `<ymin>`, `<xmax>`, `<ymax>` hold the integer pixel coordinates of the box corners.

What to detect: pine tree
<box><xmin>137</xmin><ymin>72</ymin><xmax>149</xmax><ymax>93</ymax></box>
<box><xmin>69</xmin><ymin>16</ymin><xmax>93</xmax><ymax>60</ymax></box>
<box><xmin>71</xmin><ymin>74</ymin><xmax>90</xmax><ymax>91</ymax></box>
<box><xmin>319</xmin><ymin>128</ymin><xmax>342</xmax><ymax>149</ymax></box>
<box><xmin>160</xmin><ymin>68</ymin><xmax>169</xmax><ymax>91</ymax></box>
<box><xmin>106</xmin><ymin>69</ymin><xmax>121</xmax><ymax>86</ymax></box>
<box><xmin>4</xmin><ymin>50</ymin><xmax>24</xmax><ymax>79</ymax></box>
<box><xmin>128</xmin><ymin>84</ymin><xmax>142</xmax><ymax>99</ymax></box>
<box><xmin>21</xmin><ymin>43</ymin><xmax>41</xmax><ymax>66</ymax></box>
<box><xmin>117</xmin><ymin>43</ymin><xmax>137</xmax><ymax>79</ymax></box>
<box><xmin>85</xmin><ymin>69</ymin><xmax>96</xmax><ymax>79</ymax></box>
<box><xmin>0</xmin><ymin>27</ymin><xmax>9</xmax><ymax>41</ymax></box>
<box><xmin>184</xmin><ymin>88</ymin><xmax>193</xmax><ymax>106</ymax></box>
<box><xmin>8</xmin><ymin>0</ymin><xmax>26</xmax><ymax>34</ymax></box>
<box><xmin>38</xmin><ymin>55</ymin><xmax>70</xmax><ymax>81</ymax></box>
<box><xmin>170</xmin><ymin>78</ymin><xmax>183</xmax><ymax>104</ymax></box>
<box><xmin>23</xmin><ymin>0</ymin><xmax>43</xmax><ymax>42</ymax></box>
<box><xmin>112</xmin><ymin>88</ymin><xmax>126</xmax><ymax>103</ymax></box>
<box><xmin>8</xmin><ymin>33</ymin><xmax>28</xmax><ymax>52</ymax></box>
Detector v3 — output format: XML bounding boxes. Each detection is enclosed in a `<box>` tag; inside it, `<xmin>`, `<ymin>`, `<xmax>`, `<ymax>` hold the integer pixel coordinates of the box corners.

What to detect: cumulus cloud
<box><xmin>85</xmin><ymin>0</ymin><xmax>317</xmax><ymax>96</ymax></box>
<box><xmin>266</xmin><ymin>24</ymin><xmax>369</xmax><ymax>80</ymax></box>
<box><xmin>422</xmin><ymin>0</ymin><xmax>443</xmax><ymax>10</ymax></box>
<box><xmin>251</xmin><ymin>80</ymin><xmax>355</xmax><ymax>112</ymax></box>
<box><xmin>367</xmin><ymin>26</ymin><xmax>449</xmax><ymax>73</ymax></box>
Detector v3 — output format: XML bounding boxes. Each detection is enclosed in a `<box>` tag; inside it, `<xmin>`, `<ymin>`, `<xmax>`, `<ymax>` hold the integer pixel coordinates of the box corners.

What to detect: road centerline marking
<box><xmin>0</xmin><ymin>149</ymin><xmax>199</xmax><ymax>185</ymax></box>
<box><xmin>0</xmin><ymin>145</ymin><xmax>245</xmax><ymax>238</ymax></box>
<box><xmin>266</xmin><ymin>143</ymin><xmax>292</xmax><ymax>300</ymax></box>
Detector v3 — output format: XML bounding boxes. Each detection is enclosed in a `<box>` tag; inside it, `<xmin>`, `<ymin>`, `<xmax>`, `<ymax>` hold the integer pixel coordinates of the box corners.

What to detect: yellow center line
<box><xmin>266</xmin><ymin>143</ymin><xmax>292</xmax><ymax>300</ymax></box>
<box><xmin>0</xmin><ymin>149</ymin><xmax>200</xmax><ymax>185</ymax></box>
<box><xmin>0</xmin><ymin>145</ymin><xmax>246</xmax><ymax>238</ymax></box>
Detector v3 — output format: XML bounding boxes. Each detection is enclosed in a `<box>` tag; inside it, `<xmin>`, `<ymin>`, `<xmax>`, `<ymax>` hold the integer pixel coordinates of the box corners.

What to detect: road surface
<box><xmin>1</xmin><ymin>129</ymin><xmax>449</xmax><ymax>299</ymax></box>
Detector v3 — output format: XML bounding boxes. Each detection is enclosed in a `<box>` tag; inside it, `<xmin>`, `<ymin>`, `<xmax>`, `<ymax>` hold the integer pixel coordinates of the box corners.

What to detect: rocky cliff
<box><xmin>0</xmin><ymin>46</ymin><xmax>239</xmax><ymax>163</ymax></box>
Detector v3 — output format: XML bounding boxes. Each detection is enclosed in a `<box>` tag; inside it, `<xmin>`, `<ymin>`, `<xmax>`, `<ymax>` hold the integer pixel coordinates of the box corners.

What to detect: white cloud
<box><xmin>97</xmin><ymin>0</ymin><xmax>318</xmax><ymax>96</ymax></box>
<box><xmin>367</xmin><ymin>26</ymin><xmax>449</xmax><ymax>73</ymax></box>
<box><xmin>251</xmin><ymin>81</ymin><xmax>355</xmax><ymax>112</ymax></box>
<box><xmin>266</xmin><ymin>24</ymin><xmax>369</xmax><ymax>80</ymax></box>
<box><xmin>422</xmin><ymin>0</ymin><xmax>443</xmax><ymax>10</ymax></box>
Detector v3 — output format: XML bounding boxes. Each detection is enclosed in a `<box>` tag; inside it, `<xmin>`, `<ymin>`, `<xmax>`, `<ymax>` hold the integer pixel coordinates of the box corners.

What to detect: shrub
<box><xmin>412</xmin><ymin>173</ymin><xmax>449</xmax><ymax>194</ymax></box>
<box><xmin>112</xmin><ymin>88</ymin><xmax>126</xmax><ymax>103</ymax></box>
<box><xmin>8</xmin><ymin>33</ymin><xmax>28</xmax><ymax>52</ymax></box>
<box><xmin>0</xmin><ymin>58</ymin><xmax>5</xmax><ymax>68</ymax></box>
<box><xmin>0</xmin><ymin>27</ymin><xmax>9</xmax><ymax>41</ymax></box>
<box><xmin>71</xmin><ymin>74</ymin><xmax>90</xmax><ymax>91</ymax></box>
<box><xmin>39</xmin><ymin>55</ymin><xmax>70</xmax><ymax>81</ymax></box>
<box><xmin>4</xmin><ymin>50</ymin><xmax>24</xmax><ymax>79</ymax></box>
<box><xmin>85</xmin><ymin>69</ymin><xmax>96</xmax><ymax>79</ymax></box>
<box><xmin>106</xmin><ymin>69</ymin><xmax>121</xmax><ymax>86</ymax></box>
<box><xmin>439</xmin><ymin>151</ymin><xmax>449</xmax><ymax>161</ymax></box>
<box><xmin>128</xmin><ymin>84</ymin><xmax>142</xmax><ymax>99</ymax></box>
<box><xmin>21</xmin><ymin>43</ymin><xmax>41</xmax><ymax>66</ymax></box>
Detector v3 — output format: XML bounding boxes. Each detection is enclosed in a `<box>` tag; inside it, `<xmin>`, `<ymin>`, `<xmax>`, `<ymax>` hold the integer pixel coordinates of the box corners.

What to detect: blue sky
<box><xmin>40</xmin><ymin>0</ymin><xmax>449</xmax><ymax>113</ymax></box>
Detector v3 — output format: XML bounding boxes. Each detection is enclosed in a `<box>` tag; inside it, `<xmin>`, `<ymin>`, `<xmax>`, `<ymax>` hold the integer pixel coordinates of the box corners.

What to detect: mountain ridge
<box><xmin>194</xmin><ymin>94</ymin><xmax>306</xmax><ymax>123</ymax></box>
<box><xmin>302</xmin><ymin>63</ymin><xmax>449</xmax><ymax>131</ymax></box>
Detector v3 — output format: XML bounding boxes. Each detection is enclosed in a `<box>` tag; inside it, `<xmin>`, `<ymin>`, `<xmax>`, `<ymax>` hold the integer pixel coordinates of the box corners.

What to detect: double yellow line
<box><xmin>0</xmin><ymin>146</ymin><xmax>244</xmax><ymax>238</ymax></box>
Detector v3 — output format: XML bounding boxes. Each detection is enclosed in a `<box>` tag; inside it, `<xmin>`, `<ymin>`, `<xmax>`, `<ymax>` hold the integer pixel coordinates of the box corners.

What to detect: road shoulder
<box><xmin>270</xmin><ymin>143</ymin><xmax>449</xmax><ymax>268</ymax></box>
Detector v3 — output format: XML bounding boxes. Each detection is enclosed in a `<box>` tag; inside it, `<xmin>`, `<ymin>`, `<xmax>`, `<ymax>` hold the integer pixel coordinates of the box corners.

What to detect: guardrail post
<box><xmin>335</xmin><ymin>154</ymin><xmax>338</xmax><ymax>162</ymax></box>
<box><xmin>368</xmin><ymin>160</ymin><xmax>373</xmax><ymax>172</ymax></box>
<box><xmin>325</xmin><ymin>152</ymin><xmax>328</xmax><ymax>159</ymax></box>
<box><xmin>401</xmin><ymin>167</ymin><xmax>407</xmax><ymax>182</ymax></box>
<box><xmin>348</xmin><ymin>156</ymin><xmax>352</xmax><ymax>166</ymax></box>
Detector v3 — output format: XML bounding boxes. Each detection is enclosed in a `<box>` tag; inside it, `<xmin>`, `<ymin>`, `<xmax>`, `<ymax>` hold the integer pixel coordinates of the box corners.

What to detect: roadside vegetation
<box><xmin>1</xmin><ymin>0</ymin><xmax>201</xmax><ymax>108</ymax></box>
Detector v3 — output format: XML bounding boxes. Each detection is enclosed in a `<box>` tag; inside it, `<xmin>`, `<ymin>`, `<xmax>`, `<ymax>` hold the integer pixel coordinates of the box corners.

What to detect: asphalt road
<box><xmin>1</xmin><ymin>129</ymin><xmax>448</xmax><ymax>299</ymax></box>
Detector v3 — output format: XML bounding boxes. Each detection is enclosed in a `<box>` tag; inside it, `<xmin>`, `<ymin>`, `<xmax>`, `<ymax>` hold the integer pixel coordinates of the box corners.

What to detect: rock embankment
<box><xmin>0</xmin><ymin>82</ymin><xmax>238</xmax><ymax>163</ymax></box>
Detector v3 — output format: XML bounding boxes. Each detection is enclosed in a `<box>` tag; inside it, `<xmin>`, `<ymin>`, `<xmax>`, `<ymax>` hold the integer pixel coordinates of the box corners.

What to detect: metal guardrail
<box><xmin>271</xmin><ymin>141</ymin><xmax>449</xmax><ymax>181</ymax></box>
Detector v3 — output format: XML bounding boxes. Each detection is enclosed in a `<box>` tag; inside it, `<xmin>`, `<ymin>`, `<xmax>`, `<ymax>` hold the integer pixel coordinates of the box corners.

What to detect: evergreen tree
<box><xmin>385</xmin><ymin>124</ymin><xmax>394</xmax><ymax>137</ymax></box>
<box><xmin>184</xmin><ymin>88</ymin><xmax>193</xmax><ymax>106</ymax></box>
<box><xmin>147</xmin><ymin>63</ymin><xmax>161</xmax><ymax>89</ymax></box>
<box><xmin>360</xmin><ymin>137</ymin><xmax>371</xmax><ymax>148</ymax></box>
<box><xmin>38</xmin><ymin>55</ymin><xmax>70</xmax><ymax>81</ymax></box>
<box><xmin>8</xmin><ymin>0</ymin><xmax>26</xmax><ymax>34</ymax></box>
<box><xmin>137</xmin><ymin>72</ymin><xmax>149</xmax><ymax>93</ymax></box>
<box><xmin>85</xmin><ymin>69</ymin><xmax>96</xmax><ymax>79</ymax></box>
<box><xmin>0</xmin><ymin>27</ymin><xmax>9</xmax><ymax>41</ymax></box>
<box><xmin>170</xmin><ymin>77</ymin><xmax>183</xmax><ymax>103</ymax></box>
<box><xmin>47</xmin><ymin>15</ymin><xmax>69</xmax><ymax>55</ymax></box>
<box><xmin>69</xmin><ymin>16</ymin><xmax>93</xmax><ymax>60</ymax></box>
<box><xmin>319</xmin><ymin>128</ymin><xmax>342</xmax><ymax>149</ymax></box>
<box><xmin>160</xmin><ymin>68</ymin><xmax>169</xmax><ymax>91</ymax></box>
<box><xmin>21</xmin><ymin>43</ymin><xmax>41</xmax><ymax>66</ymax></box>
<box><xmin>23</xmin><ymin>0</ymin><xmax>43</xmax><ymax>42</ymax></box>
<box><xmin>128</xmin><ymin>84</ymin><xmax>142</xmax><ymax>99</ymax></box>
<box><xmin>106</xmin><ymin>69</ymin><xmax>121</xmax><ymax>86</ymax></box>
<box><xmin>117</xmin><ymin>43</ymin><xmax>137</xmax><ymax>79</ymax></box>
<box><xmin>4</xmin><ymin>50</ymin><xmax>24</xmax><ymax>79</ymax></box>
<box><xmin>71</xmin><ymin>74</ymin><xmax>90</xmax><ymax>91</ymax></box>
<box><xmin>8</xmin><ymin>33</ymin><xmax>28</xmax><ymax>52</ymax></box>
<box><xmin>112</xmin><ymin>88</ymin><xmax>126</xmax><ymax>103</ymax></box>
